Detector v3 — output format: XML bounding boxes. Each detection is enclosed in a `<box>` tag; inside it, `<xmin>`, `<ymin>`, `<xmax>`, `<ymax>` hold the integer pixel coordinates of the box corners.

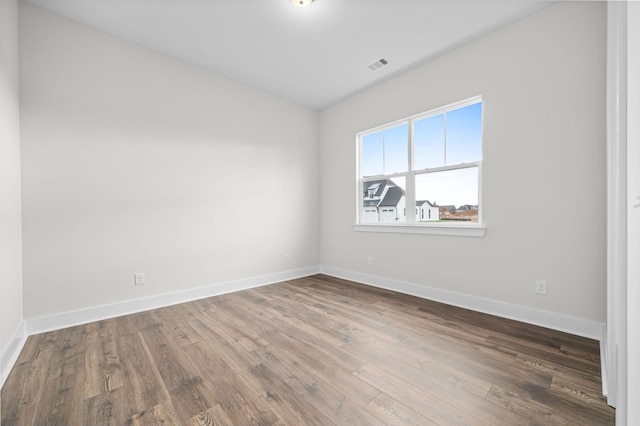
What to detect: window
<box><xmin>356</xmin><ymin>96</ymin><xmax>484</xmax><ymax>236</ymax></box>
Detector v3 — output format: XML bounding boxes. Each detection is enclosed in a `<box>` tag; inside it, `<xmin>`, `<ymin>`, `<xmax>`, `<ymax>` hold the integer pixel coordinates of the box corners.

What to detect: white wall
<box><xmin>320</xmin><ymin>2</ymin><xmax>606</xmax><ymax>324</ymax></box>
<box><xmin>15</xmin><ymin>1</ymin><xmax>608</xmax><ymax>332</ymax></box>
<box><xmin>606</xmin><ymin>0</ymin><xmax>628</xmax><ymax>411</ymax></box>
<box><xmin>626</xmin><ymin>3</ymin><xmax>640</xmax><ymax>423</ymax></box>
<box><xmin>19</xmin><ymin>3</ymin><xmax>319</xmax><ymax>319</ymax></box>
<box><xmin>0</xmin><ymin>0</ymin><xmax>24</xmax><ymax>356</ymax></box>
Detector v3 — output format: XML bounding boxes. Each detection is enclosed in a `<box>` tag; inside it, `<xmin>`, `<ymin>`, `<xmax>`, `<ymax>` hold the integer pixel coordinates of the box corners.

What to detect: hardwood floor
<box><xmin>1</xmin><ymin>274</ymin><xmax>615</xmax><ymax>425</ymax></box>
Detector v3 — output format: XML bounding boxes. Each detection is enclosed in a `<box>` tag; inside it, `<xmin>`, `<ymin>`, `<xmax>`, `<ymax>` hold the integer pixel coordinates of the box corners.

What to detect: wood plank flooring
<box><xmin>1</xmin><ymin>274</ymin><xmax>615</xmax><ymax>425</ymax></box>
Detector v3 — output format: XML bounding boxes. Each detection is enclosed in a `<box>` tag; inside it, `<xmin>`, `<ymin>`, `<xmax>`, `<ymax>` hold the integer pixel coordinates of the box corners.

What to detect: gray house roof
<box><xmin>363</xmin><ymin>179</ymin><xmax>395</xmax><ymax>197</ymax></box>
<box><xmin>363</xmin><ymin>179</ymin><xmax>406</xmax><ymax>208</ymax></box>
<box><xmin>416</xmin><ymin>200</ymin><xmax>436</xmax><ymax>207</ymax></box>
<box><xmin>379</xmin><ymin>186</ymin><xmax>404</xmax><ymax>207</ymax></box>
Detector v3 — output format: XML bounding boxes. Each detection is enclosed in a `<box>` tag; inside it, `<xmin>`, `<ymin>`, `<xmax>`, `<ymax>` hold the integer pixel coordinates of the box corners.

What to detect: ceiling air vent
<box><xmin>368</xmin><ymin>58</ymin><xmax>389</xmax><ymax>71</ymax></box>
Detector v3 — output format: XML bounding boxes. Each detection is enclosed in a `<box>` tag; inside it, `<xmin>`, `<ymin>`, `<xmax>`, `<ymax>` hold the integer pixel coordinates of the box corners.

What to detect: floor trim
<box><xmin>600</xmin><ymin>323</ymin><xmax>609</xmax><ymax>397</ymax></box>
<box><xmin>1</xmin><ymin>321</ymin><xmax>27</xmax><ymax>389</ymax></box>
<box><xmin>26</xmin><ymin>266</ymin><xmax>320</xmax><ymax>336</ymax></box>
<box><xmin>320</xmin><ymin>265</ymin><xmax>605</xmax><ymax>341</ymax></box>
<box><xmin>4</xmin><ymin>264</ymin><xmax>605</xmax><ymax>390</ymax></box>
<box><xmin>1</xmin><ymin>267</ymin><xmax>316</xmax><ymax>386</ymax></box>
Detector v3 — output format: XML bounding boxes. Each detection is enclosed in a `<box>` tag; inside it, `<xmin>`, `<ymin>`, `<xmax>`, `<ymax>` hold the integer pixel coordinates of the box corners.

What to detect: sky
<box><xmin>362</xmin><ymin>102</ymin><xmax>482</xmax><ymax>207</ymax></box>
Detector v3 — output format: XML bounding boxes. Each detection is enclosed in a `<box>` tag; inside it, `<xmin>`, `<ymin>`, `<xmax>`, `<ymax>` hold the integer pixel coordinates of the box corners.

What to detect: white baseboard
<box><xmin>600</xmin><ymin>323</ymin><xmax>609</xmax><ymax>397</ymax></box>
<box><xmin>4</xmin><ymin>264</ymin><xmax>604</xmax><ymax>391</ymax></box>
<box><xmin>320</xmin><ymin>265</ymin><xmax>605</xmax><ymax>341</ymax></box>
<box><xmin>1</xmin><ymin>320</ymin><xmax>27</xmax><ymax>389</ymax></box>
<box><xmin>6</xmin><ymin>267</ymin><xmax>317</xmax><ymax>388</ymax></box>
<box><xmin>26</xmin><ymin>266</ymin><xmax>321</xmax><ymax>336</ymax></box>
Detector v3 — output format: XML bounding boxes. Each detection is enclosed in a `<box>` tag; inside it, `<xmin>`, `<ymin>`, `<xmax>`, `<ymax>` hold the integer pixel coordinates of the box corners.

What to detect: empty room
<box><xmin>1</xmin><ymin>0</ymin><xmax>638</xmax><ymax>424</ymax></box>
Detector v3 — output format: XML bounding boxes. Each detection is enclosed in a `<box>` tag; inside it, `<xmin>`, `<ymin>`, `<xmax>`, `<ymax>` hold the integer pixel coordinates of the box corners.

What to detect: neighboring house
<box><xmin>363</xmin><ymin>179</ymin><xmax>406</xmax><ymax>222</ymax></box>
<box><xmin>363</xmin><ymin>180</ymin><xmax>440</xmax><ymax>222</ymax></box>
<box><xmin>440</xmin><ymin>205</ymin><xmax>457</xmax><ymax>215</ymax></box>
<box><xmin>378</xmin><ymin>186</ymin><xmax>405</xmax><ymax>222</ymax></box>
<box><xmin>416</xmin><ymin>200</ymin><xmax>440</xmax><ymax>221</ymax></box>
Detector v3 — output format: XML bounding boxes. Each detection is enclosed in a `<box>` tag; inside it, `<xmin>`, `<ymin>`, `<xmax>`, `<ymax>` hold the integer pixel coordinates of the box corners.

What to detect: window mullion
<box><xmin>382</xmin><ymin>133</ymin><xmax>386</xmax><ymax>175</ymax></box>
<box><xmin>413</xmin><ymin>161</ymin><xmax>480</xmax><ymax>175</ymax></box>
<box><xmin>443</xmin><ymin>112</ymin><xmax>447</xmax><ymax>166</ymax></box>
<box><xmin>477</xmin><ymin>161</ymin><xmax>483</xmax><ymax>225</ymax></box>
<box><xmin>406</xmin><ymin>172</ymin><xmax>416</xmax><ymax>225</ymax></box>
<box><xmin>406</xmin><ymin>119</ymin><xmax>416</xmax><ymax>224</ymax></box>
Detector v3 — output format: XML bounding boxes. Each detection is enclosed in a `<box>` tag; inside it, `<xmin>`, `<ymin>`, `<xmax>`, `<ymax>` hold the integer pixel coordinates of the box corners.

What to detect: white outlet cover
<box><xmin>134</xmin><ymin>273</ymin><xmax>145</xmax><ymax>285</ymax></box>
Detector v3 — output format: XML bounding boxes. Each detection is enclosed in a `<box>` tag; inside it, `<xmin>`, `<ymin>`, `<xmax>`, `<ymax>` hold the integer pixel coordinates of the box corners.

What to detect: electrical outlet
<box><xmin>134</xmin><ymin>273</ymin><xmax>145</xmax><ymax>286</ymax></box>
<box><xmin>284</xmin><ymin>253</ymin><xmax>291</xmax><ymax>263</ymax></box>
<box><xmin>367</xmin><ymin>256</ymin><xmax>373</xmax><ymax>265</ymax></box>
<box><xmin>535</xmin><ymin>280</ymin><xmax>547</xmax><ymax>295</ymax></box>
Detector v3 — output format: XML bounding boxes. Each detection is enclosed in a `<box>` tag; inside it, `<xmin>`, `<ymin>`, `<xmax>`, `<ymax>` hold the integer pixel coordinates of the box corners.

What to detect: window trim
<box><xmin>353</xmin><ymin>223</ymin><xmax>486</xmax><ymax>237</ymax></box>
<box><xmin>355</xmin><ymin>96</ymin><xmax>485</xmax><ymax>237</ymax></box>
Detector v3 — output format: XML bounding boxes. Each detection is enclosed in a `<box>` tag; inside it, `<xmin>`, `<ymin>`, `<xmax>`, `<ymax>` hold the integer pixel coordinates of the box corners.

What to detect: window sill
<box><xmin>353</xmin><ymin>223</ymin><xmax>486</xmax><ymax>237</ymax></box>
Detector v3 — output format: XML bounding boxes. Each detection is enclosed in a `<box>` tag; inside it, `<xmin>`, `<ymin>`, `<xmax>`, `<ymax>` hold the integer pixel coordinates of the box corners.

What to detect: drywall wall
<box><xmin>626</xmin><ymin>3</ymin><xmax>640</xmax><ymax>423</ymax></box>
<box><xmin>19</xmin><ymin>3</ymin><xmax>319</xmax><ymax>319</ymax></box>
<box><xmin>0</xmin><ymin>0</ymin><xmax>24</xmax><ymax>355</ymax></box>
<box><xmin>319</xmin><ymin>2</ymin><xmax>607</xmax><ymax>323</ymax></box>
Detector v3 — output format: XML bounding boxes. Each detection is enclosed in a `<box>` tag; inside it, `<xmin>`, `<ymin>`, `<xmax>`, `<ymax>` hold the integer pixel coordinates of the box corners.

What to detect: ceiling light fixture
<box><xmin>291</xmin><ymin>0</ymin><xmax>313</xmax><ymax>7</ymax></box>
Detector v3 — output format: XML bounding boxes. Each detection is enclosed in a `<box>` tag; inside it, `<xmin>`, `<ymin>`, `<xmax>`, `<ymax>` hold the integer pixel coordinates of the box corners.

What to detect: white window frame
<box><xmin>354</xmin><ymin>96</ymin><xmax>486</xmax><ymax>237</ymax></box>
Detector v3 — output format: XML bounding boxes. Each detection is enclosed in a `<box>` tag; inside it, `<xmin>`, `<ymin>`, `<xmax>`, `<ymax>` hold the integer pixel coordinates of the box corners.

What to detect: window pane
<box><xmin>383</xmin><ymin>124</ymin><xmax>408</xmax><ymax>174</ymax></box>
<box><xmin>415</xmin><ymin>167</ymin><xmax>478</xmax><ymax>223</ymax></box>
<box><xmin>361</xmin><ymin>124</ymin><xmax>408</xmax><ymax>176</ymax></box>
<box><xmin>362</xmin><ymin>133</ymin><xmax>383</xmax><ymax>177</ymax></box>
<box><xmin>359</xmin><ymin>99</ymin><xmax>483</xmax><ymax>227</ymax></box>
<box><xmin>414</xmin><ymin>113</ymin><xmax>445</xmax><ymax>170</ymax></box>
<box><xmin>362</xmin><ymin>177</ymin><xmax>406</xmax><ymax>223</ymax></box>
<box><xmin>445</xmin><ymin>102</ymin><xmax>482</xmax><ymax>165</ymax></box>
